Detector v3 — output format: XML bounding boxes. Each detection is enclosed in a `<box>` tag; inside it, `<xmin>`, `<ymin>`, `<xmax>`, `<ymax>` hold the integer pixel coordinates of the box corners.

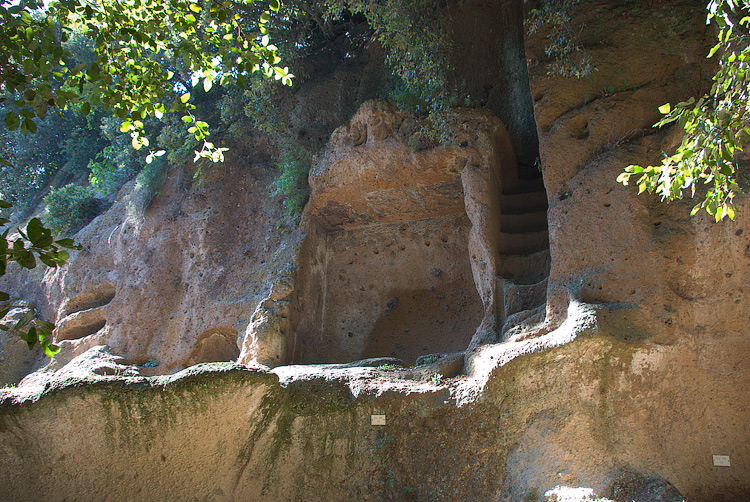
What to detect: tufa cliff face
<box><xmin>0</xmin><ymin>35</ymin><xmax>393</xmax><ymax>385</ymax></box>
<box><xmin>528</xmin><ymin>0</ymin><xmax>750</xmax><ymax>343</ymax></box>
<box><xmin>2</xmin><ymin>152</ymin><xmax>294</xmax><ymax>380</ymax></box>
<box><xmin>1</xmin><ymin>2</ymin><xmax>749</xmax><ymax>501</ymax></box>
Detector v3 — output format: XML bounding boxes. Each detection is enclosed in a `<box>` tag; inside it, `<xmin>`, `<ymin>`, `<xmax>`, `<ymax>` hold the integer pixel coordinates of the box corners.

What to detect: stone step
<box><xmin>499</xmin><ymin>209</ymin><xmax>548</xmax><ymax>234</ymax></box>
<box><xmin>501</xmin><ymin>277</ymin><xmax>548</xmax><ymax>319</ymax></box>
<box><xmin>497</xmin><ymin>249</ymin><xmax>550</xmax><ymax>285</ymax></box>
<box><xmin>497</xmin><ymin>230</ymin><xmax>549</xmax><ymax>255</ymax></box>
<box><xmin>501</xmin><ymin>190</ymin><xmax>548</xmax><ymax>215</ymax></box>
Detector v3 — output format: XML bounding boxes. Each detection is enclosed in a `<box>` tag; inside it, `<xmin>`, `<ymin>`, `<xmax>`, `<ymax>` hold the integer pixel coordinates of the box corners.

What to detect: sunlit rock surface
<box><xmin>1</xmin><ymin>2</ymin><xmax>749</xmax><ymax>501</ymax></box>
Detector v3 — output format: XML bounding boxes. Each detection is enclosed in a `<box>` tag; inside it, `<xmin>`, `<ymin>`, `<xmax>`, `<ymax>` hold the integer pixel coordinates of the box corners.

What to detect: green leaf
<box><xmin>14</xmin><ymin>310</ymin><xmax>35</xmax><ymax>331</ymax></box>
<box><xmin>269</xmin><ymin>0</ymin><xmax>280</xmax><ymax>11</ymax></box>
<box><xmin>36</xmin><ymin>320</ymin><xmax>54</xmax><ymax>331</ymax></box>
<box><xmin>26</xmin><ymin>218</ymin><xmax>45</xmax><ymax>245</ymax></box>
<box><xmin>87</xmin><ymin>63</ymin><xmax>100</xmax><ymax>80</ymax></box>
<box><xmin>0</xmin><ymin>200</ymin><xmax>12</xmax><ymax>209</ymax></box>
<box><xmin>41</xmin><ymin>340</ymin><xmax>60</xmax><ymax>357</ymax></box>
<box><xmin>36</xmin><ymin>236</ymin><xmax>55</xmax><ymax>250</ymax></box>
<box><xmin>20</xmin><ymin>327</ymin><xmax>37</xmax><ymax>350</ymax></box>
<box><xmin>658</xmin><ymin>103</ymin><xmax>671</xmax><ymax>115</ymax></box>
<box><xmin>17</xmin><ymin>249</ymin><xmax>36</xmax><ymax>269</ymax></box>
<box><xmin>4</xmin><ymin>112</ymin><xmax>20</xmax><ymax>131</ymax></box>
<box><xmin>38</xmin><ymin>253</ymin><xmax>59</xmax><ymax>268</ymax></box>
<box><xmin>180</xmin><ymin>92</ymin><xmax>191</xmax><ymax>103</ymax></box>
<box><xmin>54</xmin><ymin>238</ymin><xmax>80</xmax><ymax>250</ymax></box>
<box><xmin>23</xmin><ymin>118</ymin><xmax>37</xmax><ymax>134</ymax></box>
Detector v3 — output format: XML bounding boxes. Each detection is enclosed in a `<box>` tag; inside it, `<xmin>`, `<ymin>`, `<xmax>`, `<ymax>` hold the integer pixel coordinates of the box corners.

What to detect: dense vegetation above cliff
<box><xmin>1</xmin><ymin>0</ymin><xmax>748</xmax><ymax>228</ymax></box>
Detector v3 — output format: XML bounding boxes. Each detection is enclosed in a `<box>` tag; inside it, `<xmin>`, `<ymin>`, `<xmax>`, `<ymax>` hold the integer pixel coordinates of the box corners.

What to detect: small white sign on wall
<box><xmin>713</xmin><ymin>455</ymin><xmax>731</xmax><ymax>467</ymax></box>
<box><xmin>371</xmin><ymin>414</ymin><xmax>386</xmax><ymax>426</ymax></box>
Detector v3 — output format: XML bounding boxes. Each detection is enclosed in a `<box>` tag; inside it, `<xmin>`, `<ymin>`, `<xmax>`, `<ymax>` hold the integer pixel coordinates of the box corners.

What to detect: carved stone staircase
<box><xmin>497</xmin><ymin>175</ymin><xmax>550</xmax><ymax>336</ymax></box>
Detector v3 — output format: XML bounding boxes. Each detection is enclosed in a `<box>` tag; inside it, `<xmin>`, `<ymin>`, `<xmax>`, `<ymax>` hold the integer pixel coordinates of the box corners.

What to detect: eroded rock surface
<box><xmin>0</xmin><ymin>2</ymin><xmax>749</xmax><ymax>501</ymax></box>
<box><xmin>1</xmin><ymin>154</ymin><xmax>298</xmax><ymax>380</ymax></box>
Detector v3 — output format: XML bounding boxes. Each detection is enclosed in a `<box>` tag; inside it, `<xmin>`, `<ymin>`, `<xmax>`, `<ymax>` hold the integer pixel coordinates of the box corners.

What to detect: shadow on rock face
<box><xmin>185</xmin><ymin>328</ymin><xmax>240</xmax><ymax>367</ymax></box>
<box><xmin>607</xmin><ymin>471</ymin><xmax>688</xmax><ymax>502</ymax></box>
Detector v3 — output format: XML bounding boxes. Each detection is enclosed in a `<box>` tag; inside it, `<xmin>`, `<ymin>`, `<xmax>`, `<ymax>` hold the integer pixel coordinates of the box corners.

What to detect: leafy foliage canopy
<box><xmin>618</xmin><ymin>0</ymin><xmax>750</xmax><ymax>221</ymax></box>
<box><xmin>1</xmin><ymin>0</ymin><xmax>292</xmax><ymax>167</ymax></box>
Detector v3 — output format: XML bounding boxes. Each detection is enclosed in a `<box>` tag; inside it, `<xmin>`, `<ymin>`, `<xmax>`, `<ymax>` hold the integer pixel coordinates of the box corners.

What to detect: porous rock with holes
<box><xmin>1</xmin><ymin>2</ymin><xmax>750</xmax><ymax>501</ymax></box>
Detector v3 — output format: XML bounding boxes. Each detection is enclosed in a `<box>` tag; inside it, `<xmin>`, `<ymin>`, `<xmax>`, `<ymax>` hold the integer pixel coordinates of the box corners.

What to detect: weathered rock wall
<box><xmin>293</xmin><ymin>214</ymin><xmax>482</xmax><ymax>365</ymax></box>
<box><xmin>527</xmin><ymin>0</ymin><xmax>750</xmax><ymax>342</ymax></box>
<box><xmin>20</xmin><ymin>156</ymin><xmax>292</xmax><ymax>377</ymax></box>
<box><xmin>446</xmin><ymin>0</ymin><xmax>540</xmax><ymax>166</ymax></box>
<box><xmin>1</xmin><ymin>2</ymin><xmax>749</xmax><ymax>501</ymax></box>
<box><xmin>0</xmin><ymin>37</ymin><xmax>392</xmax><ymax>386</ymax></box>
<box><xmin>1</xmin><ymin>315</ymin><xmax>748</xmax><ymax>502</ymax></box>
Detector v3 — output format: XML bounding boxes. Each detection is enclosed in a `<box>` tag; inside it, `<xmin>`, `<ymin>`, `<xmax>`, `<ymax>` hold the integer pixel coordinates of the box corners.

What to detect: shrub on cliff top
<box><xmin>43</xmin><ymin>184</ymin><xmax>100</xmax><ymax>235</ymax></box>
<box><xmin>271</xmin><ymin>148</ymin><xmax>311</xmax><ymax>219</ymax></box>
